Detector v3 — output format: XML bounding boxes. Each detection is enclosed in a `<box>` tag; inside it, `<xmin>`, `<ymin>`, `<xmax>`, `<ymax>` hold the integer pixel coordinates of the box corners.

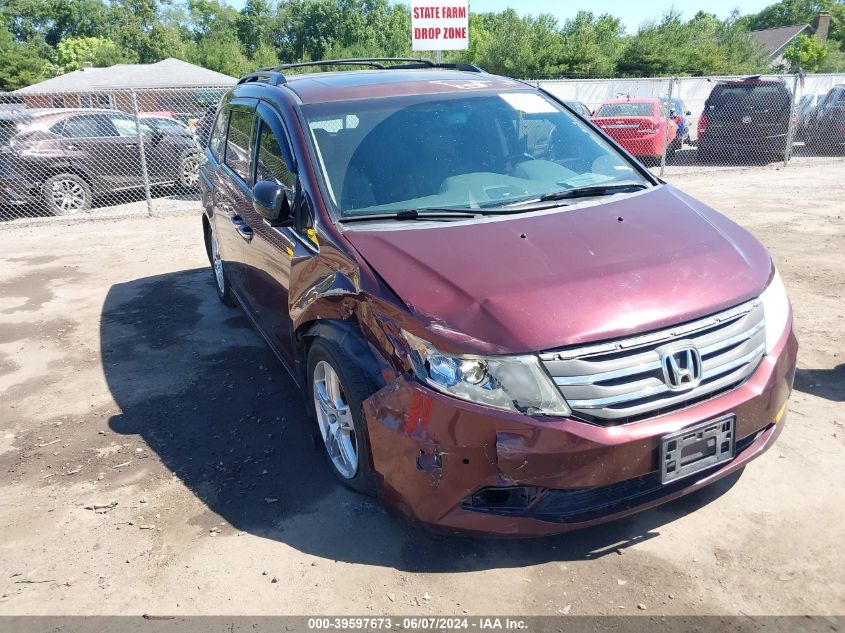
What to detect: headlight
<box><xmin>760</xmin><ymin>267</ymin><xmax>790</xmax><ymax>354</ymax></box>
<box><xmin>401</xmin><ymin>330</ymin><xmax>570</xmax><ymax>417</ymax></box>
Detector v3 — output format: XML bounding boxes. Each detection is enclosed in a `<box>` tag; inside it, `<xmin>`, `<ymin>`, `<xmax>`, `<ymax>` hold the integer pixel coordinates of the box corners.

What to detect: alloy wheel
<box><xmin>51</xmin><ymin>179</ymin><xmax>87</xmax><ymax>214</ymax></box>
<box><xmin>211</xmin><ymin>233</ymin><xmax>225</xmax><ymax>294</ymax></box>
<box><xmin>313</xmin><ymin>360</ymin><xmax>358</xmax><ymax>479</ymax></box>
<box><xmin>181</xmin><ymin>156</ymin><xmax>200</xmax><ymax>187</ymax></box>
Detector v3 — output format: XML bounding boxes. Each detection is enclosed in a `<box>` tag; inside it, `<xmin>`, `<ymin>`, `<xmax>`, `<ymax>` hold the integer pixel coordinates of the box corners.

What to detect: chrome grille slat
<box><xmin>553</xmin><ymin>359</ymin><xmax>662</xmax><ymax>386</ymax></box>
<box><xmin>542</xmin><ymin>301</ymin><xmax>766</xmax><ymax>425</ymax></box>
<box><xmin>701</xmin><ymin>342</ymin><xmax>766</xmax><ymax>381</ymax></box>
<box><xmin>574</xmin><ymin>362</ymin><xmax>757</xmax><ymax>421</ymax></box>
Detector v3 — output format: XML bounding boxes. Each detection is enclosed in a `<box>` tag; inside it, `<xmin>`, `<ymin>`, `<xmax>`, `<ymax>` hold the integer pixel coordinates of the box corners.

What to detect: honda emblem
<box><xmin>660</xmin><ymin>343</ymin><xmax>703</xmax><ymax>391</ymax></box>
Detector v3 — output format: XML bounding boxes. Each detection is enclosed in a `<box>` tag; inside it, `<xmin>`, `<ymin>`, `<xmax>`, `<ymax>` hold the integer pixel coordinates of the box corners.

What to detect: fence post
<box><xmin>784</xmin><ymin>73</ymin><xmax>800</xmax><ymax>168</ymax></box>
<box><xmin>659</xmin><ymin>77</ymin><xmax>674</xmax><ymax>177</ymax></box>
<box><xmin>130</xmin><ymin>89</ymin><xmax>154</xmax><ymax>217</ymax></box>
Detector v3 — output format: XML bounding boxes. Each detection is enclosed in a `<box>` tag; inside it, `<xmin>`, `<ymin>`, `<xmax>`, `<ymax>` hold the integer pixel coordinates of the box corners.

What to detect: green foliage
<box><xmin>55</xmin><ymin>36</ymin><xmax>127</xmax><ymax>71</ymax></box>
<box><xmin>784</xmin><ymin>32</ymin><xmax>829</xmax><ymax>70</ymax></box>
<box><xmin>0</xmin><ymin>0</ymin><xmax>841</xmax><ymax>92</ymax></box>
<box><xmin>559</xmin><ymin>11</ymin><xmax>624</xmax><ymax>78</ymax></box>
<box><xmin>817</xmin><ymin>41</ymin><xmax>845</xmax><ymax>70</ymax></box>
<box><xmin>618</xmin><ymin>9</ymin><xmax>769</xmax><ymax>76</ymax></box>
<box><xmin>0</xmin><ymin>19</ymin><xmax>51</xmax><ymax>90</ymax></box>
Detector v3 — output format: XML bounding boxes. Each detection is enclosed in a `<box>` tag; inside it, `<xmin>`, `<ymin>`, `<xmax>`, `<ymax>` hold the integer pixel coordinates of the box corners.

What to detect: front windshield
<box><xmin>302</xmin><ymin>90</ymin><xmax>648</xmax><ymax>218</ymax></box>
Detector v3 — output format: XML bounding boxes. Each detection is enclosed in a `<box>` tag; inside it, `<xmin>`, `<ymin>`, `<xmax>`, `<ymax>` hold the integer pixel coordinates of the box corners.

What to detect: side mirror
<box><xmin>253</xmin><ymin>180</ymin><xmax>292</xmax><ymax>224</ymax></box>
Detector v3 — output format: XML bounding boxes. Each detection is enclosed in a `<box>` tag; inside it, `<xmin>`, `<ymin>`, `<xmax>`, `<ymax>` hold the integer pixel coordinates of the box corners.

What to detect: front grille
<box><xmin>540</xmin><ymin>300</ymin><xmax>766</xmax><ymax>425</ymax></box>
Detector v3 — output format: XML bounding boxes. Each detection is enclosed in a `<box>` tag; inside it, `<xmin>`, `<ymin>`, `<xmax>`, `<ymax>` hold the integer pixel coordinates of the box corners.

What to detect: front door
<box><xmin>240</xmin><ymin>103</ymin><xmax>314</xmax><ymax>369</ymax></box>
<box><xmin>211</xmin><ymin>101</ymin><xmax>258</xmax><ymax>299</ymax></box>
<box><xmin>59</xmin><ymin>113</ymin><xmax>139</xmax><ymax>190</ymax></box>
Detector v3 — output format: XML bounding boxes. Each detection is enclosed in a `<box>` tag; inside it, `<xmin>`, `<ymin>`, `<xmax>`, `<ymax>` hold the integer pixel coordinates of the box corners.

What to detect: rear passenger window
<box><xmin>62</xmin><ymin>115</ymin><xmax>118</xmax><ymax>138</ymax></box>
<box><xmin>225</xmin><ymin>110</ymin><xmax>255</xmax><ymax>184</ymax></box>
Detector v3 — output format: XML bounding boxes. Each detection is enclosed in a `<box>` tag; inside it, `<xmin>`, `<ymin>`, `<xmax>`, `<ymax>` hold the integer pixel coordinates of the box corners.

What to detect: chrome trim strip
<box><xmin>553</xmin><ymin>359</ymin><xmax>662</xmax><ymax>386</ymax></box>
<box><xmin>701</xmin><ymin>343</ymin><xmax>766</xmax><ymax>381</ymax></box>
<box><xmin>698</xmin><ymin>319</ymin><xmax>765</xmax><ymax>356</ymax></box>
<box><xmin>568</xmin><ymin>382</ymin><xmax>670</xmax><ymax>409</ymax></box>
<box><xmin>541</xmin><ymin>299</ymin><xmax>759</xmax><ymax>361</ymax></box>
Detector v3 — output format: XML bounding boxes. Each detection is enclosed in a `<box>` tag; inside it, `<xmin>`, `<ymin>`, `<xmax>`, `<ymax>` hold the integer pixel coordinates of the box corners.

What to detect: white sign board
<box><xmin>411</xmin><ymin>0</ymin><xmax>469</xmax><ymax>51</ymax></box>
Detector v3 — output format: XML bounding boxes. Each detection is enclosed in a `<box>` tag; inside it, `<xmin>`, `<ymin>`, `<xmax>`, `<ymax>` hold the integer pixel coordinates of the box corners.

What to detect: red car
<box><xmin>593</xmin><ymin>97</ymin><xmax>678</xmax><ymax>161</ymax></box>
<box><xmin>199</xmin><ymin>59</ymin><xmax>796</xmax><ymax>536</ymax></box>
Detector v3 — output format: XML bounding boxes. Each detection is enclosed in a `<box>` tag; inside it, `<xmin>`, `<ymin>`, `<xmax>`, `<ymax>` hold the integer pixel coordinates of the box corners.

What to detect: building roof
<box><xmin>749</xmin><ymin>24</ymin><xmax>813</xmax><ymax>58</ymax></box>
<box><xmin>14</xmin><ymin>58</ymin><xmax>236</xmax><ymax>94</ymax></box>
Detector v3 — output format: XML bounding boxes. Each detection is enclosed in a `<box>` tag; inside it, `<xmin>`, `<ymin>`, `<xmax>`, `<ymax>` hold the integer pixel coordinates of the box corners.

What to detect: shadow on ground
<box><xmin>794</xmin><ymin>365</ymin><xmax>845</xmax><ymax>402</ymax></box>
<box><xmin>102</xmin><ymin>267</ymin><xmax>743</xmax><ymax>573</ymax></box>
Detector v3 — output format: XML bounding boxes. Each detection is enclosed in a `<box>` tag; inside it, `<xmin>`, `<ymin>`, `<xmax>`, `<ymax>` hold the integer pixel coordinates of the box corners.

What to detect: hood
<box><xmin>344</xmin><ymin>185</ymin><xmax>772</xmax><ymax>354</ymax></box>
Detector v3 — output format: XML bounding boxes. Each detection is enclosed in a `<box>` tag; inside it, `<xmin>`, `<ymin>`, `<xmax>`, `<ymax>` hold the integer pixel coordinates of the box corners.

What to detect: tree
<box><xmin>559</xmin><ymin>11</ymin><xmax>624</xmax><ymax>77</ymax></box>
<box><xmin>55</xmin><ymin>36</ymin><xmax>127</xmax><ymax>71</ymax></box>
<box><xmin>818</xmin><ymin>44</ymin><xmax>845</xmax><ymax>69</ymax></box>
<box><xmin>251</xmin><ymin>40</ymin><xmax>279</xmax><ymax>68</ymax></box>
<box><xmin>0</xmin><ymin>18</ymin><xmax>51</xmax><ymax>90</ymax></box>
<box><xmin>784</xmin><ymin>32</ymin><xmax>830</xmax><ymax>70</ymax></box>
<box><xmin>187</xmin><ymin>30</ymin><xmax>251</xmax><ymax>77</ymax></box>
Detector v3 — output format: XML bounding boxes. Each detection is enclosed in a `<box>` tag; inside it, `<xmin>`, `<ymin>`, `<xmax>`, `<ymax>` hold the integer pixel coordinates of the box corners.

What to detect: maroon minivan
<box><xmin>199</xmin><ymin>59</ymin><xmax>797</xmax><ymax>536</ymax></box>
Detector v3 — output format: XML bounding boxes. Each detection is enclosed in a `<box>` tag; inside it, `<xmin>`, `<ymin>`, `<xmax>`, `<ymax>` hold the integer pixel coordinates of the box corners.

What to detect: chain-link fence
<box><xmin>538</xmin><ymin>72</ymin><xmax>845</xmax><ymax>176</ymax></box>
<box><xmin>1</xmin><ymin>73</ymin><xmax>844</xmax><ymax>225</ymax></box>
<box><xmin>0</xmin><ymin>86</ymin><xmax>226</xmax><ymax>223</ymax></box>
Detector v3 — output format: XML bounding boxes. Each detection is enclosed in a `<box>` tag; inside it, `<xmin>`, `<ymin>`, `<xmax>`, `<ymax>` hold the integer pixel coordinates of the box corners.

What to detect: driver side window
<box><xmin>256</xmin><ymin>119</ymin><xmax>313</xmax><ymax>234</ymax></box>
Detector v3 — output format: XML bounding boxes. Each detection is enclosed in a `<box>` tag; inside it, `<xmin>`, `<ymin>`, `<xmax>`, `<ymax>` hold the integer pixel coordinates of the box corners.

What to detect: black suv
<box><xmin>0</xmin><ymin>108</ymin><xmax>201</xmax><ymax>215</ymax></box>
<box><xmin>697</xmin><ymin>77</ymin><xmax>794</xmax><ymax>161</ymax></box>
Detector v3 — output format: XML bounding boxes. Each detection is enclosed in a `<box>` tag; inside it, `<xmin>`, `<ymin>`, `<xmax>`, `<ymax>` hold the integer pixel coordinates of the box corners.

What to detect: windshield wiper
<box><xmin>538</xmin><ymin>182</ymin><xmax>648</xmax><ymax>202</ymax></box>
<box><xmin>338</xmin><ymin>208</ymin><xmax>479</xmax><ymax>223</ymax></box>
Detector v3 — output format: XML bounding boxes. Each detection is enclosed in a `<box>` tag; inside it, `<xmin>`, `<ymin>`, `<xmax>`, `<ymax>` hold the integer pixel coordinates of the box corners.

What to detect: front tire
<box><xmin>307</xmin><ymin>338</ymin><xmax>377</xmax><ymax>495</ymax></box>
<box><xmin>42</xmin><ymin>173</ymin><xmax>91</xmax><ymax>216</ymax></box>
<box><xmin>208</xmin><ymin>224</ymin><xmax>235</xmax><ymax>306</ymax></box>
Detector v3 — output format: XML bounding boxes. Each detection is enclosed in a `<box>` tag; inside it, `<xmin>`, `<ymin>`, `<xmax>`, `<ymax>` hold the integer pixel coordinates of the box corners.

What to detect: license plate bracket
<box><xmin>660</xmin><ymin>415</ymin><xmax>735</xmax><ymax>484</ymax></box>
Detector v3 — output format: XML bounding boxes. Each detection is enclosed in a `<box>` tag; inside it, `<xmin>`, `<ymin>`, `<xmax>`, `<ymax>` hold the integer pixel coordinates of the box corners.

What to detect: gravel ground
<box><xmin>0</xmin><ymin>160</ymin><xmax>843</xmax><ymax>616</ymax></box>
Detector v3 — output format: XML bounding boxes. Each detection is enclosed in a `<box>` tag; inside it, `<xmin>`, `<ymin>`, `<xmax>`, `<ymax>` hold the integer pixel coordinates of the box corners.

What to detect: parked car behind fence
<box><xmin>592</xmin><ymin>97</ymin><xmax>679</xmax><ymax>162</ymax></box>
<box><xmin>0</xmin><ymin>107</ymin><xmax>202</xmax><ymax>216</ymax></box>
<box><xmin>803</xmin><ymin>84</ymin><xmax>845</xmax><ymax>151</ymax></box>
<box><xmin>697</xmin><ymin>77</ymin><xmax>795</xmax><ymax>161</ymax></box>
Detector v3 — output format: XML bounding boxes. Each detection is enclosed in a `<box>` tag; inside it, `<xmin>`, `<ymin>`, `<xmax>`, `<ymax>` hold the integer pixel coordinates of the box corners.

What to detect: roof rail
<box><xmin>235</xmin><ymin>57</ymin><xmax>485</xmax><ymax>86</ymax></box>
<box><xmin>237</xmin><ymin>69</ymin><xmax>287</xmax><ymax>86</ymax></box>
<box><xmin>274</xmin><ymin>57</ymin><xmax>436</xmax><ymax>72</ymax></box>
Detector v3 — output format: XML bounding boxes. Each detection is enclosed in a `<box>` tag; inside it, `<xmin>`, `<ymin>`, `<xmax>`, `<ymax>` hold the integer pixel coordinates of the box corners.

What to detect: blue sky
<box><xmin>225</xmin><ymin>0</ymin><xmax>775</xmax><ymax>33</ymax></box>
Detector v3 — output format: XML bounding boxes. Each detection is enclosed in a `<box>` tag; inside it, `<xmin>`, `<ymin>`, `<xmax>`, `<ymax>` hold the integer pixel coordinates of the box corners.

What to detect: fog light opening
<box><xmin>470</xmin><ymin>486</ymin><xmax>542</xmax><ymax>510</ymax></box>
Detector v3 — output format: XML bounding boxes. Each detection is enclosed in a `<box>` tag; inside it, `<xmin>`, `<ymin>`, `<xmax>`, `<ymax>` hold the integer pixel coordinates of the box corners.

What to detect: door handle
<box><xmin>230</xmin><ymin>213</ymin><xmax>253</xmax><ymax>242</ymax></box>
<box><xmin>236</xmin><ymin>224</ymin><xmax>253</xmax><ymax>242</ymax></box>
<box><xmin>124</xmin><ymin>142</ymin><xmax>138</xmax><ymax>147</ymax></box>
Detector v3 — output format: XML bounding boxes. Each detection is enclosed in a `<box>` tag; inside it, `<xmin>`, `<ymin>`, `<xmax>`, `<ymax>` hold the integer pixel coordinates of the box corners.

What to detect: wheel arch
<box><xmin>41</xmin><ymin>166</ymin><xmax>95</xmax><ymax>194</ymax></box>
<box><xmin>202</xmin><ymin>214</ymin><xmax>213</xmax><ymax>264</ymax></box>
<box><xmin>297</xmin><ymin>319</ymin><xmax>387</xmax><ymax>394</ymax></box>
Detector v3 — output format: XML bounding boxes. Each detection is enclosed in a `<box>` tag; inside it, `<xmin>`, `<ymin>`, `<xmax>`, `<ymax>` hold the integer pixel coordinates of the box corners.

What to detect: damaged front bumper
<box><xmin>362</xmin><ymin>325</ymin><xmax>798</xmax><ymax>537</ymax></box>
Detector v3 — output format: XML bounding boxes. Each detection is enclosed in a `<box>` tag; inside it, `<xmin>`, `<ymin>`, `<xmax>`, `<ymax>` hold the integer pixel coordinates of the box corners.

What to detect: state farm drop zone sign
<box><xmin>411</xmin><ymin>0</ymin><xmax>469</xmax><ymax>51</ymax></box>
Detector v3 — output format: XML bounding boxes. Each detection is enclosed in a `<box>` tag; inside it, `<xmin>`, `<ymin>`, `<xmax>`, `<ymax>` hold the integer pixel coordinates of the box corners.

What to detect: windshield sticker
<box><xmin>499</xmin><ymin>92</ymin><xmax>557</xmax><ymax>114</ymax></box>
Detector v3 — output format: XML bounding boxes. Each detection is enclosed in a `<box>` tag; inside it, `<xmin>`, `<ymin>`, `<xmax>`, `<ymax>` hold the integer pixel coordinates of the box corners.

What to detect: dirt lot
<box><xmin>0</xmin><ymin>160</ymin><xmax>843</xmax><ymax>616</ymax></box>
